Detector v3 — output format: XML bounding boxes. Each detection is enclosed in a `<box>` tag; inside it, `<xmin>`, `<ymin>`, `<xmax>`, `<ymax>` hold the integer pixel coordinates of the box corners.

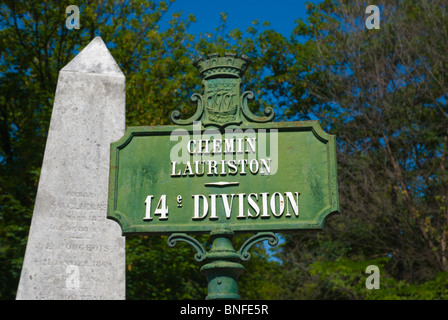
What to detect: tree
<box><xmin>266</xmin><ymin>0</ymin><xmax>448</xmax><ymax>298</ymax></box>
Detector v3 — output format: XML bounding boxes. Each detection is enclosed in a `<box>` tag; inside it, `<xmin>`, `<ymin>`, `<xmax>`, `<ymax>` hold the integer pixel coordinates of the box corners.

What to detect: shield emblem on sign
<box><xmin>203</xmin><ymin>77</ymin><xmax>241</xmax><ymax>127</ymax></box>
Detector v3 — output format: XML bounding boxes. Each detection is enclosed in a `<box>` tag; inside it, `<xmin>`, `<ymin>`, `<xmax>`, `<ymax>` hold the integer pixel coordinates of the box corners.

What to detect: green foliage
<box><xmin>307</xmin><ymin>257</ymin><xmax>448</xmax><ymax>300</ymax></box>
<box><xmin>1</xmin><ymin>0</ymin><xmax>447</xmax><ymax>300</ymax></box>
<box><xmin>0</xmin><ymin>194</ymin><xmax>30</xmax><ymax>299</ymax></box>
<box><xmin>233</xmin><ymin>234</ymin><xmax>284</xmax><ymax>300</ymax></box>
<box><xmin>267</xmin><ymin>0</ymin><xmax>448</xmax><ymax>300</ymax></box>
<box><xmin>126</xmin><ymin>235</ymin><xmax>208</xmax><ymax>300</ymax></box>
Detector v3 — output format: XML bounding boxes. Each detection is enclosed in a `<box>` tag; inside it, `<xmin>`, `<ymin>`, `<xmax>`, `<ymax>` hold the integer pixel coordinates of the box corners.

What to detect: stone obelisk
<box><xmin>17</xmin><ymin>37</ymin><xmax>126</xmax><ymax>300</ymax></box>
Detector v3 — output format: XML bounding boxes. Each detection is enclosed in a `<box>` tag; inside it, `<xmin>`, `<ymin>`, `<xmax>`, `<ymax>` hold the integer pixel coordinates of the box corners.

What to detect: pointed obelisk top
<box><xmin>62</xmin><ymin>36</ymin><xmax>124</xmax><ymax>77</ymax></box>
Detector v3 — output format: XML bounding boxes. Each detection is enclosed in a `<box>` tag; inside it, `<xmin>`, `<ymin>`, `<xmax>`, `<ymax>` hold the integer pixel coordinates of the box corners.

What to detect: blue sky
<box><xmin>161</xmin><ymin>0</ymin><xmax>320</xmax><ymax>37</ymax></box>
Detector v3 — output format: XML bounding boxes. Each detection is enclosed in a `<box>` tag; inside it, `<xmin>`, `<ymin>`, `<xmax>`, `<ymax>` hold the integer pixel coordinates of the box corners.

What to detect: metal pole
<box><xmin>200</xmin><ymin>226</ymin><xmax>245</xmax><ymax>300</ymax></box>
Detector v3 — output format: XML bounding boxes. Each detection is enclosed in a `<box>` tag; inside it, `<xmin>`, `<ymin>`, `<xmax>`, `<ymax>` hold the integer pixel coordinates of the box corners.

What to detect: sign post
<box><xmin>107</xmin><ymin>53</ymin><xmax>339</xmax><ymax>299</ymax></box>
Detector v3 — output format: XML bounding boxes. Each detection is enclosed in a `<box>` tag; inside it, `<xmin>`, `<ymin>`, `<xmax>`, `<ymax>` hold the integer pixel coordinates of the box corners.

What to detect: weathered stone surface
<box><xmin>16</xmin><ymin>37</ymin><xmax>126</xmax><ymax>300</ymax></box>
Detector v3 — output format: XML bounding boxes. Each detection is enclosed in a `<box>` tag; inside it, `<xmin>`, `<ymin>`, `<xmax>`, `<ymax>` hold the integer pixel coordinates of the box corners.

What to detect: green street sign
<box><xmin>108</xmin><ymin>121</ymin><xmax>338</xmax><ymax>235</ymax></box>
<box><xmin>107</xmin><ymin>53</ymin><xmax>339</xmax><ymax>235</ymax></box>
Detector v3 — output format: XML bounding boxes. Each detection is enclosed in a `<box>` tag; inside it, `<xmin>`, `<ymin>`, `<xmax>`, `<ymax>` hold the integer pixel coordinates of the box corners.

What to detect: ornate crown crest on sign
<box><xmin>193</xmin><ymin>52</ymin><xmax>251</xmax><ymax>79</ymax></box>
<box><xmin>171</xmin><ymin>53</ymin><xmax>274</xmax><ymax>128</ymax></box>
